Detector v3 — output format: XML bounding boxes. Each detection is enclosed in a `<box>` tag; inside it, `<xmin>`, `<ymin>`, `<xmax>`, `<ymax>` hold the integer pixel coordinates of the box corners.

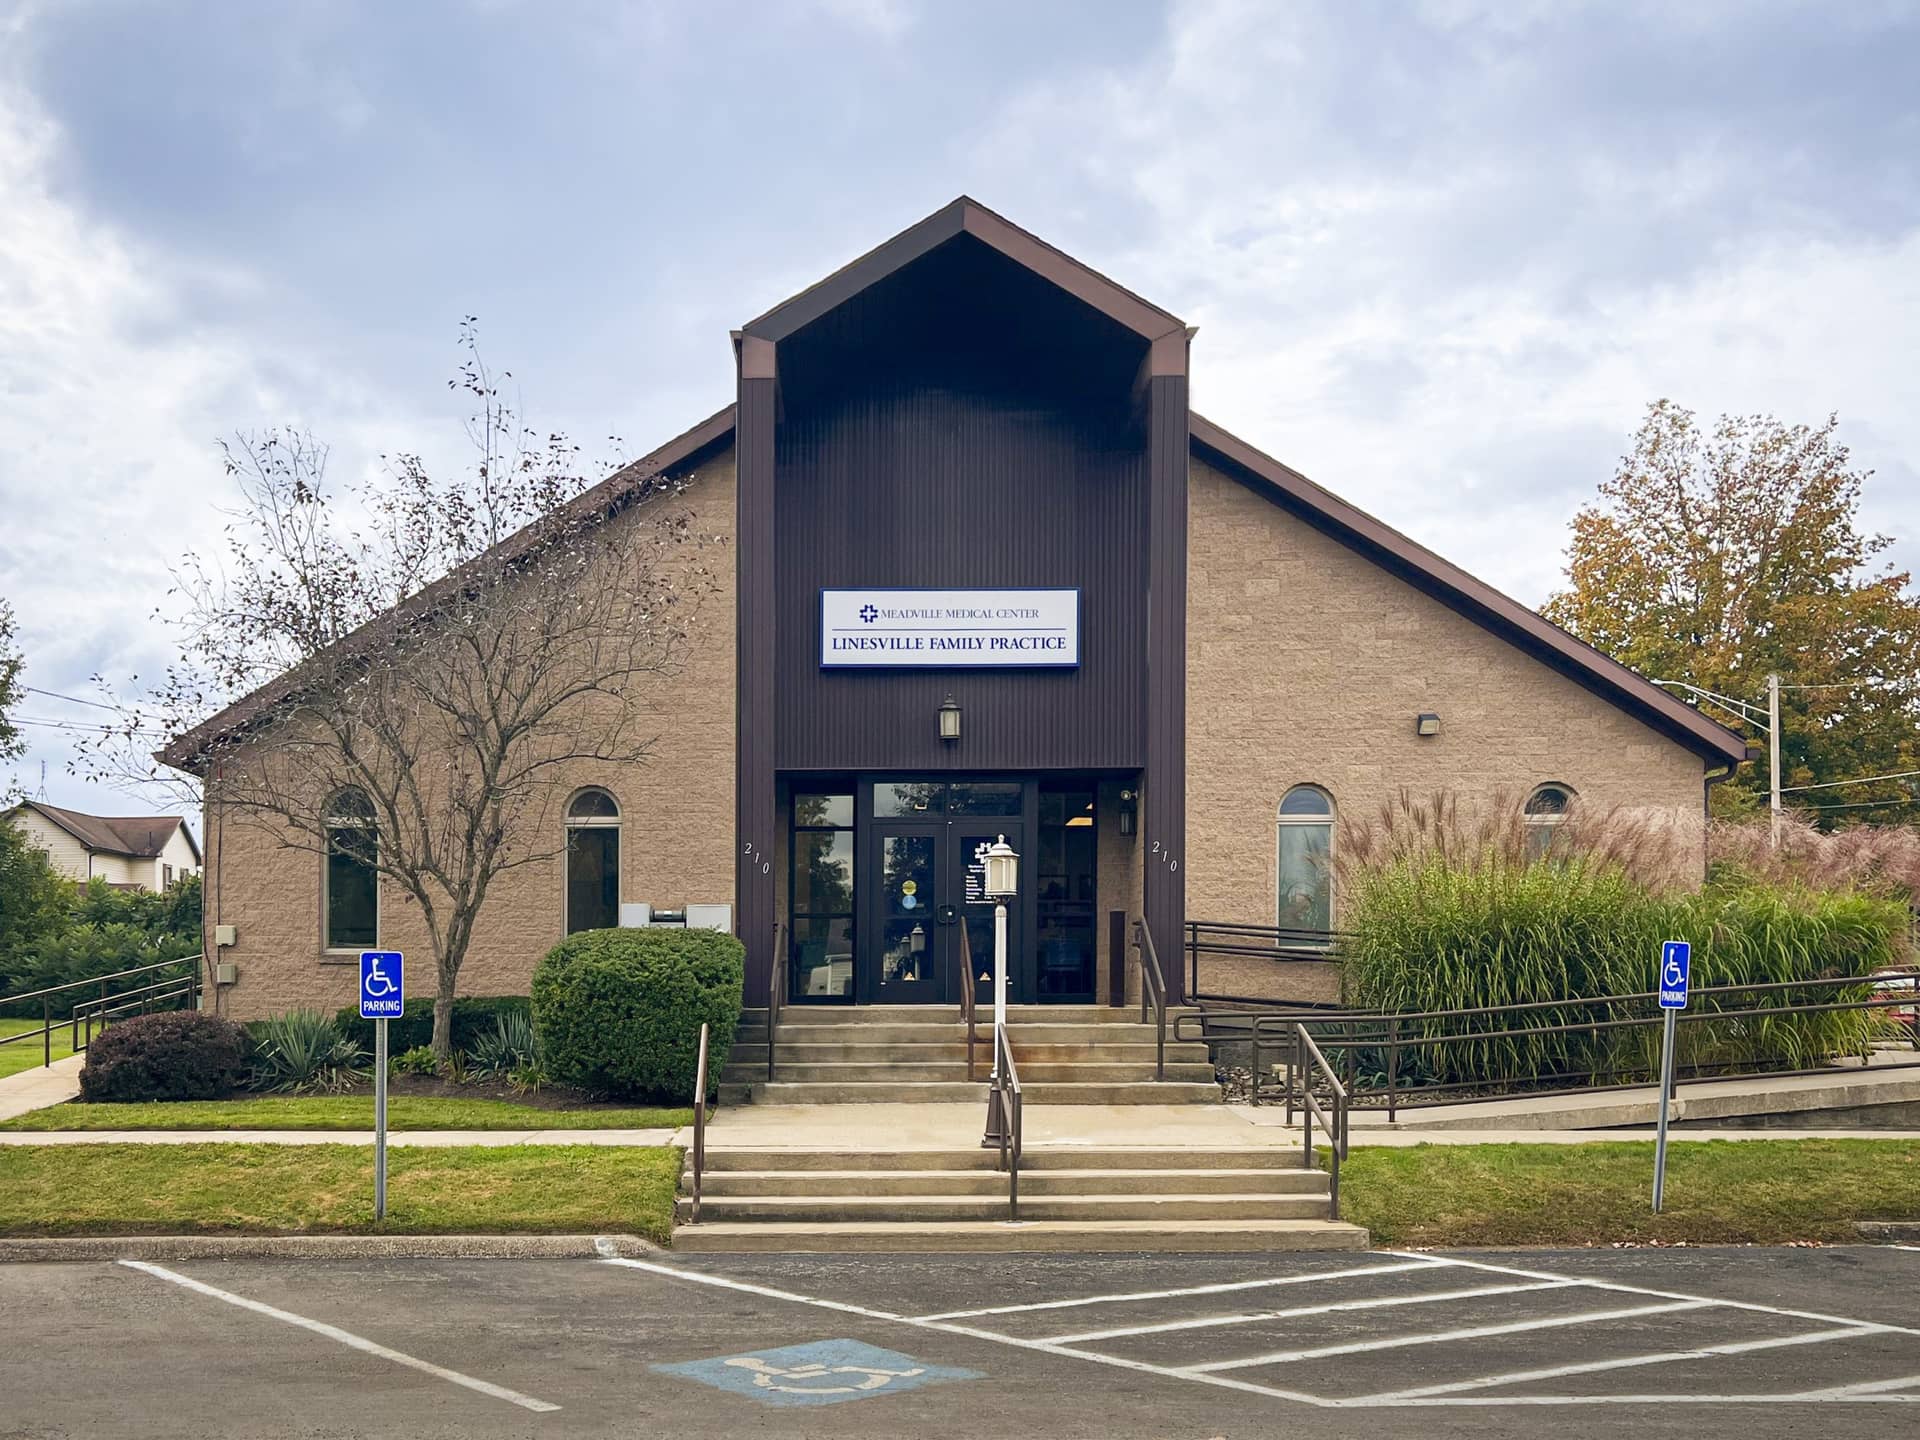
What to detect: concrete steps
<box><xmin>754</xmin><ymin>1080</ymin><xmax>1224</xmax><ymax>1104</ymax></box>
<box><xmin>670</xmin><ymin>1220</ymin><xmax>1371</xmax><ymax>1254</ymax></box>
<box><xmin>673</xmin><ymin>1144</ymin><xmax>1365</xmax><ymax>1252</ymax></box>
<box><xmin>720</xmin><ymin>1003</ymin><xmax>1222</xmax><ymax>1105</ymax></box>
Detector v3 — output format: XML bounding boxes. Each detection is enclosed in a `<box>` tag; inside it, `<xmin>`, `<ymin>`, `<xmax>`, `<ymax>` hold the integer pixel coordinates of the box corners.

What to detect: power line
<box><xmin>1780</xmin><ymin>768</ymin><xmax>1920</xmax><ymax>795</ymax></box>
<box><xmin>15</xmin><ymin>717</ymin><xmax>163</xmax><ymax>737</ymax></box>
<box><xmin>1798</xmin><ymin>794</ymin><xmax>1920</xmax><ymax>813</ymax></box>
<box><xmin>21</xmin><ymin>685</ymin><xmax>120</xmax><ymax>712</ymax></box>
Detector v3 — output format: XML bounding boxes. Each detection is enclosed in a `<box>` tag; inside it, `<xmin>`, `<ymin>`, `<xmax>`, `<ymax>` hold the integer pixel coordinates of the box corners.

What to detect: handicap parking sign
<box><xmin>1659</xmin><ymin>940</ymin><xmax>1690</xmax><ymax>1009</ymax></box>
<box><xmin>359</xmin><ymin>951</ymin><xmax>405</xmax><ymax>1020</ymax></box>
<box><xmin>653</xmin><ymin>1339</ymin><xmax>981</xmax><ymax>1408</ymax></box>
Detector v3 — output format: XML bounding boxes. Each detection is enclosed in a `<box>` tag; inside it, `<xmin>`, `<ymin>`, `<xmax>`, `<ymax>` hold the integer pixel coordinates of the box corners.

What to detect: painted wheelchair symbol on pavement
<box><xmin>654</xmin><ymin>1339</ymin><xmax>981</xmax><ymax>1407</ymax></box>
<box><xmin>724</xmin><ymin>1354</ymin><xmax>925</xmax><ymax>1394</ymax></box>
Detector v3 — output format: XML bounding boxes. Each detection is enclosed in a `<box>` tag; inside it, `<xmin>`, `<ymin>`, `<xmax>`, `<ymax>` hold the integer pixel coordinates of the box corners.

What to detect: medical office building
<box><xmin>173</xmin><ymin>198</ymin><xmax>1747</xmax><ymax>1022</ymax></box>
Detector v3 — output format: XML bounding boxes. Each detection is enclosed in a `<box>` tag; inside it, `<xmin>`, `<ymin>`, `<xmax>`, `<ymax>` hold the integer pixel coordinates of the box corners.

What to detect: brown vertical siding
<box><xmin>1143</xmin><ymin>368</ymin><xmax>1190</xmax><ymax>1002</ymax></box>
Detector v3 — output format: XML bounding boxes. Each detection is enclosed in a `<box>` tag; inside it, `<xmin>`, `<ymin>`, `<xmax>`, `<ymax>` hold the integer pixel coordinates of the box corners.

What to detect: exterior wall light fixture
<box><xmin>1117</xmin><ymin>787</ymin><xmax>1138</xmax><ymax>835</ymax></box>
<box><xmin>939</xmin><ymin>694</ymin><xmax>961</xmax><ymax>743</ymax></box>
<box><xmin>1416</xmin><ymin>713</ymin><xmax>1441</xmax><ymax>737</ymax></box>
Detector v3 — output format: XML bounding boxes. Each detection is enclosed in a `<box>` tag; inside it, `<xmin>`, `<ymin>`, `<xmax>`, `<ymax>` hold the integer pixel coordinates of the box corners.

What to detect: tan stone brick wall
<box><xmin>1184</xmin><ymin>455</ymin><xmax>1707</xmax><ymax>948</ymax></box>
<box><xmin>206</xmin><ymin>446</ymin><xmax>739</xmax><ymax>1021</ymax></box>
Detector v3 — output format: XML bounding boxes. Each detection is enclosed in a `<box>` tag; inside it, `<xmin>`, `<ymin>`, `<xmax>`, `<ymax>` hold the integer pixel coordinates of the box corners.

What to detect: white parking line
<box><xmin>119</xmin><ymin>1261</ymin><xmax>560</xmax><ymax>1414</ymax></box>
<box><xmin>604</xmin><ymin>1252</ymin><xmax>1920</xmax><ymax>1410</ymax></box>
<box><xmin>909</xmin><ymin>1259</ymin><xmax>1436</xmax><ymax>1321</ymax></box>
<box><xmin>1182</xmin><ymin>1299</ymin><xmax>1715</xmax><ymax>1373</ymax></box>
<box><xmin>1347</xmin><ymin>1324</ymin><xmax>1893</xmax><ymax>1403</ymax></box>
<box><xmin>1399</xmin><ymin>1251</ymin><xmax>1920</xmax><ymax>1337</ymax></box>
<box><xmin>1040</xmin><ymin>1279</ymin><xmax>1577</xmax><ymax>1345</ymax></box>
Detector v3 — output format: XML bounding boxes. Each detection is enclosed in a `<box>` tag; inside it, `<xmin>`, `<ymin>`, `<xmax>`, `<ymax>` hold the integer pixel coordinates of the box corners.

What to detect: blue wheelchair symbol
<box><xmin>359</xmin><ymin>951</ymin><xmax>405</xmax><ymax>1019</ymax></box>
<box><xmin>1659</xmin><ymin>940</ymin><xmax>1690</xmax><ymax>1010</ymax></box>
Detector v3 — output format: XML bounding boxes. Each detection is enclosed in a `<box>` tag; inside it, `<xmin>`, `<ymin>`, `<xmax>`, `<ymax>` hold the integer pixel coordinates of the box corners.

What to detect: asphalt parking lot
<box><xmin>3</xmin><ymin>1245</ymin><xmax>1917</xmax><ymax>1438</ymax></box>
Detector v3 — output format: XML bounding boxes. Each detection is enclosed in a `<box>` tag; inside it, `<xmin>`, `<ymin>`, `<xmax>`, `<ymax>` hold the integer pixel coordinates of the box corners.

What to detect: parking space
<box><xmin>2</xmin><ymin>1246</ymin><xmax>1916</xmax><ymax>1436</ymax></box>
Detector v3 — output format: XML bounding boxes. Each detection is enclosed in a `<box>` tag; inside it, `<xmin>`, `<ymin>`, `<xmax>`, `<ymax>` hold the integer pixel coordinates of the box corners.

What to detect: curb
<box><xmin>1853</xmin><ymin>1221</ymin><xmax>1920</xmax><ymax>1243</ymax></box>
<box><xmin>0</xmin><ymin>1232</ymin><xmax>661</xmax><ymax>1263</ymax></box>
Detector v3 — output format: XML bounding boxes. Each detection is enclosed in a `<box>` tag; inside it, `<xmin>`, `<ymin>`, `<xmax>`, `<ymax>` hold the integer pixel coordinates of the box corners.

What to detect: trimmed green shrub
<box><xmin>247</xmin><ymin>1010</ymin><xmax>368</xmax><ymax>1094</ymax></box>
<box><xmin>77</xmin><ymin>1010</ymin><xmax>249</xmax><ymax>1102</ymax></box>
<box><xmin>335</xmin><ymin>995</ymin><xmax>531</xmax><ymax>1056</ymax></box>
<box><xmin>531</xmin><ymin>928</ymin><xmax>743</xmax><ymax>1101</ymax></box>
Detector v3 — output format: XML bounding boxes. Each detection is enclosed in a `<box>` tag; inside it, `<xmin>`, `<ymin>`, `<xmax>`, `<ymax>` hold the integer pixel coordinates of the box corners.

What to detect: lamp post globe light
<box><xmin>982</xmin><ymin>834</ymin><xmax>1017</xmax><ymax>1149</ymax></box>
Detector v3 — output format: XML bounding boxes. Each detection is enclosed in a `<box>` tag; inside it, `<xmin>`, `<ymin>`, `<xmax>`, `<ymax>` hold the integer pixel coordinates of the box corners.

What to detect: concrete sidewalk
<box><xmin>677</xmin><ymin>1100</ymin><xmax>1920</xmax><ymax>1153</ymax></box>
<box><xmin>0</xmin><ymin>1054</ymin><xmax>84</xmax><ymax>1123</ymax></box>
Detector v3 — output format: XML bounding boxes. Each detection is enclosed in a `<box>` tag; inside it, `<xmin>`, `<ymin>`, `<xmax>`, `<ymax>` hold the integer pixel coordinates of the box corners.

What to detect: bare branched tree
<box><xmin>83</xmin><ymin>327</ymin><xmax>719</xmax><ymax>1057</ymax></box>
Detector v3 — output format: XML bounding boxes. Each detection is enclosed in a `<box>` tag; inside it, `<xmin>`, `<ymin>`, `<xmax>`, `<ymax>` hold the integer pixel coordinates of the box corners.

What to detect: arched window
<box><xmin>1276</xmin><ymin>785</ymin><xmax>1334</xmax><ymax>935</ymax></box>
<box><xmin>566</xmin><ymin>788</ymin><xmax>621</xmax><ymax>933</ymax></box>
<box><xmin>1524</xmin><ymin>783</ymin><xmax>1576</xmax><ymax>861</ymax></box>
<box><xmin>324</xmin><ymin>788</ymin><xmax>378</xmax><ymax>950</ymax></box>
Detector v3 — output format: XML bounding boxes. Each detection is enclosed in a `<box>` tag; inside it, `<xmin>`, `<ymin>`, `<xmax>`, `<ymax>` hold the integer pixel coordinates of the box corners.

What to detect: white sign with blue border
<box><xmin>1658</xmin><ymin>940</ymin><xmax>1690</xmax><ymax>1010</ymax></box>
<box><xmin>820</xmin><ymin>588</ymin><xmax>1080</xmax><ymax>669</ymax></box>
<box><xmin>654</xmin><ymin>1340</ymin><xmax>981</xmax><ymax>1408</ymax></box>
<box><xmin>359</xmin><ymin>950</ymin><xmax>405</xmax><ymax>1019</ymax></box>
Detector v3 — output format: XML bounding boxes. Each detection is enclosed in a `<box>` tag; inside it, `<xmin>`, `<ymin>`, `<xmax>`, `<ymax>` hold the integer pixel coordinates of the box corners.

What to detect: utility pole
<box><xmin>1767</xmin><ymin>672</ymin><xmax>1782</xmax><ymax>848</ymax></box>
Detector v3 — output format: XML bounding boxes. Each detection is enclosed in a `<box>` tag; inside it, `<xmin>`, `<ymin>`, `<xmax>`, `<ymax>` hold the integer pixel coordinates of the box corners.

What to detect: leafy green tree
<box><xmin>1546</xmin><ymin>402</ymin><xmax>1920</xmax><ymax>824</ymax></box>
<box><xmin>0</xmin><ymin>821</ymin><xmax>71</xmax><ymax>989</ymax></box>
<box><xmin>0</xmin><ymin>598</ymin><xmax>23</xmax><ymax>796</ymax></box>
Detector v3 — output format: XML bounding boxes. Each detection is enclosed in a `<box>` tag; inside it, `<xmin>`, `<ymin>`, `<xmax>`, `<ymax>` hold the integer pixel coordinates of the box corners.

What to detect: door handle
<box><xmin>935</xmin><ymin>905</ymin><xmax>958</xmax><ymax>927</ymax></box>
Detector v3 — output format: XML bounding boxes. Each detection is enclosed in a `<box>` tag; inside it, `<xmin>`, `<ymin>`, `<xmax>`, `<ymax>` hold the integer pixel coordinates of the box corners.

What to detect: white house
<box><xmin>3</xmin><ymin>802</ymin><xmax>202</xmax><ymax>891</ymax></box>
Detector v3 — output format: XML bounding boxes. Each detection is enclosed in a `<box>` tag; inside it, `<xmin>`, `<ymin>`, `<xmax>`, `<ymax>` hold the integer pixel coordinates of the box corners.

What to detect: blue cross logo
<box><xmin>859</xmin><ymin>603</ymin><xmax>878</xmax><ymax>623</ymax></box>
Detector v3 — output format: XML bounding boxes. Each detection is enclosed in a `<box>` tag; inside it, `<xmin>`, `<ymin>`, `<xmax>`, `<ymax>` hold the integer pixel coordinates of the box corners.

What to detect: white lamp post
<box><xmin>981</xmin><ymin>834</ymin><xmax>1018</xmax><ymax>1148</ymax></box>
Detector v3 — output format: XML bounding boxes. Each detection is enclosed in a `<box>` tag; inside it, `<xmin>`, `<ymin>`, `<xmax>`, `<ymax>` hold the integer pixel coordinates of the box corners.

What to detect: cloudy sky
<box><xmin>2</xmin><ymin>0</ymin><xmax>1917</xmax><ymax>816</ymax></box>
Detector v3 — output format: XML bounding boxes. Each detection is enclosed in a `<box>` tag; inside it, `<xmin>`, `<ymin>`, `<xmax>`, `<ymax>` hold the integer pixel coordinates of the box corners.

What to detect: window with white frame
<box><xmin>1524</xmin><ymin>783</ymin><xmax>1576</xmax><ymax>861</ymax></box>
<box><xmin>1276</xmin><ymin>785</ymin><xmax>1334</xmax><ymax>934</ymax></box>
<box><xmin>324</xmin><ymin>788</ymin><xmax>378</xmax><ymax>950</ymax></box>
<box><xmin>566</xmin><ymin>788</ymin><xmax>621</xmax><ymax>933</ymax></box>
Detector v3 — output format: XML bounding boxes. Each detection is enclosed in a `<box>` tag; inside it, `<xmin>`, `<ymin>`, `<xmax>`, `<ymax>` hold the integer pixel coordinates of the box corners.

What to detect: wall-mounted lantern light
<box><xmin>1416</xmin><ymin>713</ymin><xmax>1441</xmax><ymax>738</ymax></box>
<box><xmin>939</xmin><ymin>694</ymin><xmax>961</xmax><ymax>743</ymax></box>
<box><xmin>1117</xmin><ymin>787</ymin><xmax>1138</xmax><ymax>836</ymax></box>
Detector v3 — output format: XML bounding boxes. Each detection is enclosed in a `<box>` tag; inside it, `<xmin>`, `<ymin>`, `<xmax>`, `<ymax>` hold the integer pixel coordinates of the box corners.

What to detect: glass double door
<box><xmin>863</xmin><ymin>817</ymin><xmax>1024</xmax><ymax>1005</ymax></box>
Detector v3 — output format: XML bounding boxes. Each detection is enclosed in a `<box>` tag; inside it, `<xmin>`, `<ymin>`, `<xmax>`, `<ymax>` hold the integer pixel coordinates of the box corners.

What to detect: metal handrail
<box><xmin>690</xmin><ymin>1021</ymin><xmax>710</xmax><ymax>1224</ymax></box>
<box><xmin>993</xmin><ymin>1021</ymin><xmax>1022</xmax><ymax>1220</ymax></box>
<box><xmin>1131</xmin><ymin>919</ymin><xmax>1167</xmax><ymax>1080</ymax></box>
<box><xmin>1290</xmin><ymin>1022</ymin><xmax>1347</xmax><ymax>1219</ymax></box>
<box><xmin>958</xmin><ymin>913</ymin><xmax>980</xmax><ymax>1083</ymax></box>
<box><xmin>0</xmin><ymin>956</ymin><xmax>203</xmax><ymax>1071</ymax></box>
<box><xmin>767</xmin><ymin>921</ymin><xmax>786</xmax><ymax>1083</ymax></box>
<box><xmin>1179</xmin><ymin>967</ymin><xmax>1920</xmax><ymax>1119</ymax></box>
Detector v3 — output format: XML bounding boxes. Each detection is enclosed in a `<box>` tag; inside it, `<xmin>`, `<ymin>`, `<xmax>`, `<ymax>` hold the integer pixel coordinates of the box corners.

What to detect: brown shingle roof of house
<box><xmin>8</xmin><ymin>802</ymin><xmax>200</xmax><ymax>862</ymax></box>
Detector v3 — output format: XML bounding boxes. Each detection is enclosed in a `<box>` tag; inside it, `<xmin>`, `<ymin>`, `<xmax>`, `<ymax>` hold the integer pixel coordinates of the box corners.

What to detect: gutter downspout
<box><xmin>1702</xmin><ymin>761</ymin><xmax>1735</xmax><ymax>884</ymax></box>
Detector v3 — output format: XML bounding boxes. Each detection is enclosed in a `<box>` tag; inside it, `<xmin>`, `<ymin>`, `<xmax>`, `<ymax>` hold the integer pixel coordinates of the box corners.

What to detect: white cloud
<box><xmin>0</xmin><ymin>56</ymin><xmax>412</xmax><ymax>810</ymax></box>
<box><xmin>970</xmin><ymin>0</ymin><xmax>1920</xmax><ymax>607</ymax></box>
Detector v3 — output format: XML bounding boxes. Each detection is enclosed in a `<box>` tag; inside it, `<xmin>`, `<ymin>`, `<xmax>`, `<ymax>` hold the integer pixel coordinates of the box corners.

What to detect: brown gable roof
<box><xmin>1189</xmin><ymin>414</ymin><xmax>1749</xmax><ymax>766</ymax></box>
<box><xmin>158</xmin><ymin>404</ymin><xmax>737</xmax><ymax>774</ymax></box>
<box><xmin>9</xmin><ymin>802</ymin><xmax>200</xmax><ymax>861</ymax></box>
<box><xmin>740</xmin><ymin>196</ymin><xmax>1188</xmax><ymax>346</ymax></box>
<box><xmin>157</xmin><ymin>200</ymin><xmax>1744</xmax><ymax>776</ymax></box>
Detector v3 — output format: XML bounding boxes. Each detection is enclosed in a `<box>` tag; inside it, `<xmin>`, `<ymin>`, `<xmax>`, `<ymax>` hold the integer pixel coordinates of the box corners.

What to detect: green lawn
<box><xmin>0</xmin><ymin>1143</ymin><xmax>682</xmax><ymax>1241</ymax></box>
<box><xmin>0</xmin><ymin>1094</ymin><xmax>693</xmax><ymax>1132</ymax></box>
<box><xmin>1339</xmin><ymin>1139</ymin><xmax>1920</xmax><ymax>1246</ymax></box>
<box><xmin>0</xmin><ymin>1017</ymin><xmax>78</xmax><ymax>1080</ymax></box>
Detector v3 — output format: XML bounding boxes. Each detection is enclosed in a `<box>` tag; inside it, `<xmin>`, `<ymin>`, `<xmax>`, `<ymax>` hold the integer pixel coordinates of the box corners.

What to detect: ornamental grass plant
<box><xmin>1333</xmin><ymin>791</ymin><xmax>1911</xmax><ymax>1091</ymax></box>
